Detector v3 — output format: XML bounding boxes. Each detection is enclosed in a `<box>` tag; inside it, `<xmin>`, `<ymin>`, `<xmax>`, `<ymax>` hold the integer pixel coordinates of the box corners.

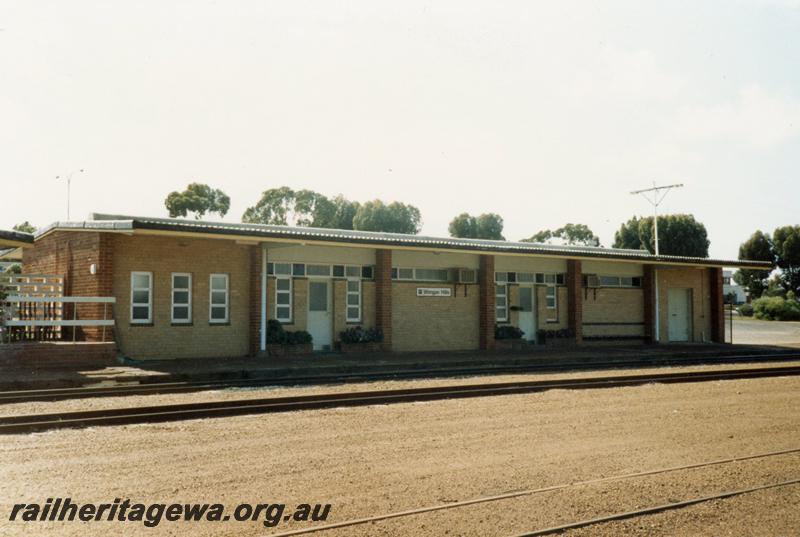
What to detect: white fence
<box><xmin>0</xmin><ymin>274</ymin><xmax>116</xmax><ymax>343</ymax></box>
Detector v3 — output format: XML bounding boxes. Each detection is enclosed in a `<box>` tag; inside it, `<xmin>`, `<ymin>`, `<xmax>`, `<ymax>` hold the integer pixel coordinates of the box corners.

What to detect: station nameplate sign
<box><xmin>417</xmin><ymin>287</ymin><xmax>452</xmax><ymax>297</ymax></box>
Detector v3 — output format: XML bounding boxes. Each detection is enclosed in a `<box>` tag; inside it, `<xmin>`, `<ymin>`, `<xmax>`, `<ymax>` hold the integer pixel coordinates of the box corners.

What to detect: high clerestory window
<box><xmin>391</xmin><ymin>267</ymin><xmax>449</xmax><ymax>282</ymax></box>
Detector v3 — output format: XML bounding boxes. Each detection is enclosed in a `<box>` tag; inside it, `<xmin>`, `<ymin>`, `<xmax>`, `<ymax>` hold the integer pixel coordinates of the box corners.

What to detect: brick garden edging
<box><xmin>337</xmin><ymin>341</ymin><xmax>383</xmax><ymax>353</ymax></box>
<box><xmin>266</xmin><ymin>343</ymin><xmax>313</xmax><ymax>357</ymax></box>
<box><xmin>0</xmin><ymin>342</ymin><xmax>117</xmax><ymax>369</ymax></box>
<box><xmin>494</xmin><ymin>339</ymin><xmax>528</xmax><ymax>351</ymax></box>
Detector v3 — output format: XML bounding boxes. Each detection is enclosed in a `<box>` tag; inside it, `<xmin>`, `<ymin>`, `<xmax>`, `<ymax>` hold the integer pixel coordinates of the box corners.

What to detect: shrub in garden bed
<box><xmin>266</xmin><ymin>319</ymin><xmax>313</xmax><ymax>355</ymax></box>
<box><xmin>536</xmin><ymin>328</ymin><xmax>575</xmax><ymax>346</ymax></box>
<box><xmin>338</xmin><ymin>326</ymin><xmax>383</xmax><ymax>352</ymax></box>
<box><xmin>494</xmin><ymin>325</ymin><xmax>527</xmax><ymax>350</ymax></box>
<box><xmin>494</xmin><ymin>325</ymin><xmax>524</xmax><ymax>340</ymax></box>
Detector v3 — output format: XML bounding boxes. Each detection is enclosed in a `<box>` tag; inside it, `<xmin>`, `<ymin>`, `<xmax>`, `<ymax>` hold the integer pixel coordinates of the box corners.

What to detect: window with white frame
<box><xmin>275</xmin><ymin>277</ymin><xmax>292</xmax><ymax>322</ymax></box>
<box><xmin>394</xmin><ymin>268</ymin><xmax>414</xmax><ymax>280</ymax></box>
<box><xmin>496</xmin><ymin>284</ymin><xmax>508</xmax><ymax>321</ymax></box>
<box><xmin>346</xmin><ymin>278</ymin><xmax>361</xmax><ymax>322</ymax></box>
<box><xmin>517</xmin><ymin>272</ymin><xmax>535</xmax><ymax>283</ymax></box>
<box><xmin>545</xmin><ymin>285</ymin><xmax>557</xmax><ymax>309</ymax></box>
<box><xmin>599</xmin><ymin>275</ymin><xmax>620</xmax><ymax>287</ymax></box>
<box><xmin>171</xmin><ymin>273</ymin><xmax>192</xmax><ymax>323</ymax></box>
<box><xmin>130</xmin><ymin>272</ymin><xmax>152</xmax><ymax>324</ymax></box>
<box><xmin>306</xmin><ymin>264</ymin><xmax>332</xmax><ymax>277</ymax></box>
<box><xmin>392</xmin><ymin>267</ymin><xmax>449</xmax><ymax>282</ymax></box>
<box><xmin>273</xmin><ymin>263</ymin><xmax>291</xmax><ymax>276</ymax></box>
<box><xmin>598</xmin><ymin>275</ymin><xmax>642</xmax><ymax>288</ymax></box>
<box><xmin>414</xmin><ymin>268</ymin><xmax>449</xmax><ymax>282</ymax></box>
<box><xmin>497</xmin><ymin>272</ymin><xmax>565</xmax><ymax>285</ymax></box>
<box><xmin>209</xmin><ymin>274</ymin><xmax>229</xmax><ymax>323</ymax></box>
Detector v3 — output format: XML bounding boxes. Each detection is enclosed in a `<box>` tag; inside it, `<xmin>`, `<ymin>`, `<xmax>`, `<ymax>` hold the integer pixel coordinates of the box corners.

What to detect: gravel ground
<box><xmin>568</xmin><ymin>484</ymin><xmax>800</xmax><ymax>537</ymax></box>
<box><xmin>1</xmin><ymin>360</ymin><xmax>799</xmax><ymax>418</ymax></box>
<box><xmin>340</xmin><ymin>455</ymin><xmax>800</xmax><ymax>537</ymax></box>
<box><xmin>1</xmin><ymin>375</ymin><xmax>798</xmax><ymax>536</ymax></box>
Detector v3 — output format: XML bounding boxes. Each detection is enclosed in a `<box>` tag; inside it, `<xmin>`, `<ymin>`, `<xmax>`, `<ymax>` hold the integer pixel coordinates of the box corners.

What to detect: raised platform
<box><xmin>1</xmin><ymin>343</ymin><xmax>798</xmax><ymax>391</ymax></box>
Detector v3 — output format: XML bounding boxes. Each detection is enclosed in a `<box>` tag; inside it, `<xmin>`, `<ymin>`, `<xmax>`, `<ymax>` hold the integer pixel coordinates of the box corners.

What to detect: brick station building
<box><xmin>20</xmin><ymin>214</ymin><xmax>770</xmax><ymax>360</ymax></box>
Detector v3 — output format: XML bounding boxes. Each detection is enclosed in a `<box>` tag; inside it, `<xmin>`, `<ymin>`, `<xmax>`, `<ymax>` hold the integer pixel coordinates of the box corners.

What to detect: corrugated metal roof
<box><xmin>36</xmin><ymin>213</ymin><xmax>772</xmax><ymax>269</ymax></box>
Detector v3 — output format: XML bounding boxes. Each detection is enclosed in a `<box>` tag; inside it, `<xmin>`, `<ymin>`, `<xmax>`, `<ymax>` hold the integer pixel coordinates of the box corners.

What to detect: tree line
<box><xmin>736</xmin><ymin>227</ymin><xmax>800</xmax><ymax>298</ymax></box>
<box><xmin>162</xmin><ymin>183</ymin><xmax>713</xmax><ymax>253</ymax></box>
<box><xmin>13</xmin><ymin>183</ymin><xmax>796</xmax><ymax>298</ymax></box>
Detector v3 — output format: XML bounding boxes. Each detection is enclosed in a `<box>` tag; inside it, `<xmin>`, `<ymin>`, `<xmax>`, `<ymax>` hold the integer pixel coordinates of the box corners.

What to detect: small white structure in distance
<box><xmin>723</xmin><ymin>270</ymin><xmax>747</xmax><ymax>304</ymax></box>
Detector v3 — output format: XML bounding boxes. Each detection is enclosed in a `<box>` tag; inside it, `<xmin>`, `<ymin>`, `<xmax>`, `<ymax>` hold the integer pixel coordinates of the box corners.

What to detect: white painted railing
<box><xmin>1</xmin><ymin>296</ymin><xmax>116</xmax><ymax>343</ymax></box>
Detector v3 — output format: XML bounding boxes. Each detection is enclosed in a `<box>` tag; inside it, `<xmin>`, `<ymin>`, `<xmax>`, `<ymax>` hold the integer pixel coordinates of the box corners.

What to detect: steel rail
<box><xmin>1</xmin><ymin>365</ymin><xmax>799</xmax><ymax>434</ymax></box>
<box><xmin>264</xmin><ymin>447</ymin><xmax>800</xmax><ymax>536</ymax></box>
<box><xmin>2</xmin><ymin>351</ymin><xmax>800</xmax><ymax>404</ymax></box>
<box><xmin>515</xmin><ymin>478</ymin><xmax>800</xmax><ymax>536</ymax></box>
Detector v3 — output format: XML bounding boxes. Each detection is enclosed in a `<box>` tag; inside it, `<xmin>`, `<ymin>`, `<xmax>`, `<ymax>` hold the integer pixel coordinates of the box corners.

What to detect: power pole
<box><xmin>630</xmin><ymin>182</ymin><xmax>684</xmax><ymax>256</ymax></box>
<box><xmin>55</xmin><ymin>169</ymin><xmax>84</xmax><ymax>220</ymax></box>
<box><xmin>630</xmin><ymin>182</ymin><xmax>684</xmax><ymax>343</ymax></box>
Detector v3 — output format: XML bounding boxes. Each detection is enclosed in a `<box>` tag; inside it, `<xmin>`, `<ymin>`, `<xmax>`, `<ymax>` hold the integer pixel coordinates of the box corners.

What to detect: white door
<box><xmin>308</xmin><ymin>280</ymin><xmax>333</xmax><ymax>350</ymax></box>
<box><xmin>518</xmin><ymin>285</ymin><xmax>537</xmax><ymax>343</ymax></box>
<box><xmin>668</xmin><ymin>288</ymin><xmax>692</xmax><ymax>342</ymax></box>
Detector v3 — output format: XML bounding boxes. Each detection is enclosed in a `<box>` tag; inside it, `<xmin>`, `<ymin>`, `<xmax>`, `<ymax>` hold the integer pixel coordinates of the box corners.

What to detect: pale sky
<box><xmin>1</xmin><ymin>1</ymin><xmax>798</xmax><ymax>259</ymax></box>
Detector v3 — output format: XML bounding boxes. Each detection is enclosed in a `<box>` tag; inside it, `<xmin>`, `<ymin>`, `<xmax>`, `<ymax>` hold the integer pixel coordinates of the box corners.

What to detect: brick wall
<box><xmin>391</xmin><ymin>282</ymin><xmax>479</xmax><ymax>352</ymax></box>
<box><xmin>708</xmin><ymin>267</ymin><xmax>725</xmax><ymax>343</ymax></box>
<box><xmin>112</xmin><ymin>234</ymin><xmax>250</xmax><ymax>360</ymax></box>
<box><xmin>538</xmin><ymin>286</ymin><xmax>568</xmax><ymax>329</ymax></box>
<box><xmin>332</xmin><ymin>280</ymin><xmax>376</xmax><ymax>339</ymax></box>
<box><xmin>249</xmin><ymin>245</ymin><xmax>263</xmax><ymax>356</ymax></box>
<box><xmin>375</xmin><ymin>249</ymin><xmax>392</xmax><ymax>351</ymax></box>
<box><xmin>582</xmin><ymin>288</ymin><xmax>645</xmax><ymax>338</ymax></box>
<box><xmin>266</xmin><ymin>278</ymin><xmax>308</xmax><ymax>331</ymax></box>
<box><xmin>643</xmin><ymin>265</ymin><xmax>656</xmax><ymax>343</ymax></box>
<box><xmin>22</xmin><ymin>230</ymin><xmax>113</xmax><ymax>341</ymax></box>
<box><xmin>0</xmin><ymin>342</ymin><xmax>117</xmax><ymax>369</ymax></box>
<box><xmin>478</xmin><ymin>255</ymin><xmax>495</xmax><ymax>350</ymax></box>
<box><xmin>567</xmin><ymin>259</ymin><xmax>583</xmax><ymax>343</ymax></box>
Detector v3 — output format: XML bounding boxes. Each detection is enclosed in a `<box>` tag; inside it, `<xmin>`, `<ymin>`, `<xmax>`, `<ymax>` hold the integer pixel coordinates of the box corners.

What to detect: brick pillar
<box><xmin>375</xmin><ymin>249</ymin><xmax>393</xmax><ymax>351</ymax></box>
<box><xmin>643</xmin><ymin>265</ymin><xmax>656</xmax><ymax>343</ymax></box>
<box><xmin>94</xmin><ymin>233</ymin><xmax>114</xmax><ymax>343</ymax></box>
<box><xmin>72</xmin><ymin>233</ymin><xmax>115</xmax><ymax>342</ymax></box>
<box><xmin>708</xmin><ymin>267</ymin><xmax>725</xmax><ymax>343</ymax></box>
<box><xmin>479</xmin><ymin>255</ymin><xmax>495</xmax><ymax>351</ymax></box>
<box><xmin>567</xmin><ymin>259</ymin><xmax>583</xmax><ymax>344</ymax></box>
<box><xmin>249</xmin><ymin>245</ymin><xmax>264</xmax><ymax>356</ymax></box>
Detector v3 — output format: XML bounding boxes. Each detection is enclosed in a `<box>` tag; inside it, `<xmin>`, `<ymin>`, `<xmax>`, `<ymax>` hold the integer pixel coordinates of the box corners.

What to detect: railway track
<box><xmin>2</xmin><ymin>351</ymin><xmax>800</xmax><ymax>405</ymax></box>
<box><xmin>265</xmin><ymin>446</ymin><xmax>800</xmax><ymax>536</ymax></box>
<box><xmin>1</xmin><ymin>364</ymin><xmax>799</xmax><ymax>434</ymax></box>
